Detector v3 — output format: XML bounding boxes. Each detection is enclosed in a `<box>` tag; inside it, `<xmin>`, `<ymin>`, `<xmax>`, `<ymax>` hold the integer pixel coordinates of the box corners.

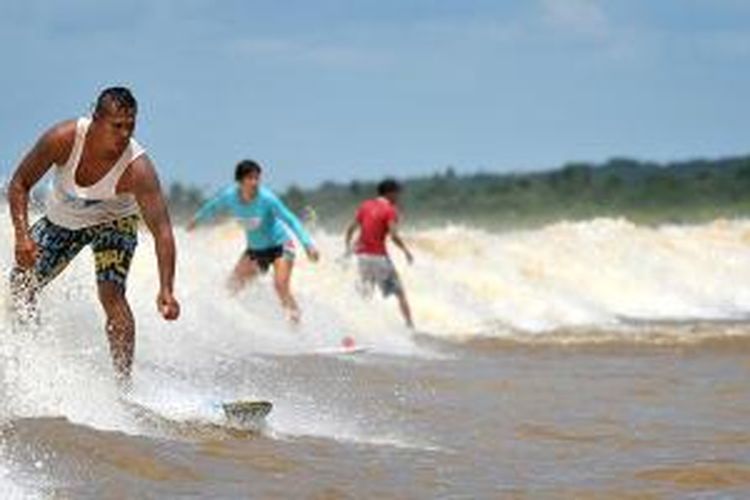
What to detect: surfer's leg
<box><xmin>228</xmin><ymin>253</ymin><xmax>259</xmax><ymax>295</ymax></box>
<box><xmin>272</xmin><ymin>256</ymin><xmax>300</xmax><ymax>324</ymax></box>
<box><xmin>396</xmin><ymin>289</ymin><xmax>415</xmax><ymax>329</ymax></box>
<box><xmin>9</xmin><ymin>263</ymin><xmax>40</xmax><ymax>322</ymax></box>
<box><xmin>91</xmin><ymin>216</ymin><xmax>139</xmax><ymax>388</ymax></box>
<box><xmin>355</xmin><ymin>256</ymin><xmax>376</xmax><ymax>299</ymax></box>
<box><xmin>98</xmin><ymin>282</ymin><xmax>135</xmax><ymax>388</ymax></box>
<box><xmin>380</xmin><ymin>261</ymin><xmax>413</xmax><ymax>329</ymax></box>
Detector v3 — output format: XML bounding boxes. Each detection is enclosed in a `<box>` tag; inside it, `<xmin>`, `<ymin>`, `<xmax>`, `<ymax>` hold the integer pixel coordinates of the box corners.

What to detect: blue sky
<box><xmin>0</xmin><ymin>0</ymin><xmax>749</xmax><ymax>190</ymax></box>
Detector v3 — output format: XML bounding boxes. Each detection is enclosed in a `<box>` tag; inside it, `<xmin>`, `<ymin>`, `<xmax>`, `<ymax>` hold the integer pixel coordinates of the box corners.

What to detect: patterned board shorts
<box><xmin>356</xmin><ymin>254</ymin><xmax>403</xmax><ymax>298</ymax></box>
<box><xmin>22</xmin><ymin>215</ymin><xmax>139</xmax><ymax>291</ymax></box>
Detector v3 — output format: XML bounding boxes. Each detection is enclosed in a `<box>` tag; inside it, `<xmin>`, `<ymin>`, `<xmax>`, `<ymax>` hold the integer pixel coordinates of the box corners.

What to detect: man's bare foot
<box><xmin>115</xmin><ymin>373</ymin><xmax>133</xmax><ymax>396</ymax></box>
<box><xmin>287</xmin><ymin>308</ymin><xmax>301</xmax><ymax>326</ymax></box>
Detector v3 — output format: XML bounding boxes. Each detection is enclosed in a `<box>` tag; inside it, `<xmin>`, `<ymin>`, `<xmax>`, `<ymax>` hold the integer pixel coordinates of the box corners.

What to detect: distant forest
<box><xmin>166</xmin><ymin>155</ymin><xmax>750</xmax><ymax>229</ymax></box>
<box><xmin>3</xmin><ymin>155</ymin><xmax>750</xmax><ymax>230</ymax></box>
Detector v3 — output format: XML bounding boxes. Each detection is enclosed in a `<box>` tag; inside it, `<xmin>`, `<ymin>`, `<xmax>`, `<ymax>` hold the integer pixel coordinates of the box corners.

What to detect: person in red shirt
<box><xmin>345</xmin><ymin>179</ymin><xmax>414</xmax><ymax>328</ymax></box>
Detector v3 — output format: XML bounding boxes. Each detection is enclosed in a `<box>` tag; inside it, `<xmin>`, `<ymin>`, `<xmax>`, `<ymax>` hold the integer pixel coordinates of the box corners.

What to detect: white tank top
<box><xmin>46</xmin><ymin>117</ymin><xmax>143</xmax><ymax>229</ymax></box>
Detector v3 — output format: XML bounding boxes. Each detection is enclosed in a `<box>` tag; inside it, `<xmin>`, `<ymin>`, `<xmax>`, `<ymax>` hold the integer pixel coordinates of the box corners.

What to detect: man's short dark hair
<box><xmin>377</xmin><ymin>178</ymin><xmax>401</xmax><ymax>196</ymax></box>
<box><xmin>95</xmin><ymin>86</ymin><xmax>138</xmax><ymax>115</ymax></box>
<box><xmin>235</xmin><ymin>160</ymin><xmax>263</xmax><ymax>181</ymax></box>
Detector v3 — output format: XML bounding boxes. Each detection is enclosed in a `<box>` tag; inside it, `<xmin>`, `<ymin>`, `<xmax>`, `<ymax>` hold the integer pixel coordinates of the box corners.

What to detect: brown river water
<box><xmin>2</xmin><ymin>218</ymin><xmax>750</xmax><ymax>498</ymax></box>
<box><xmin>2</xmin><ymin>332</ymin><xmax>750</xmax><ymax>498</ymax></box>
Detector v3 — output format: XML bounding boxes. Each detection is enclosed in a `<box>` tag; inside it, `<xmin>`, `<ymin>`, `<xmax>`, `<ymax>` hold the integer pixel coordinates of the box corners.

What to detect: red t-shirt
<box><xmin>355</xmin><ymin>197</ymin><xmax>399</xmax><ymax>255</ymax></box>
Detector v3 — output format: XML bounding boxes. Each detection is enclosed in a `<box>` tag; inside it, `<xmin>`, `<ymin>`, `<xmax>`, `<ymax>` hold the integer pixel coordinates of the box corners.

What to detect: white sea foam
<box><xmin>2</xmin><ymin>213</ymin><xmax>750</xmax><ymax>477</ymax></box>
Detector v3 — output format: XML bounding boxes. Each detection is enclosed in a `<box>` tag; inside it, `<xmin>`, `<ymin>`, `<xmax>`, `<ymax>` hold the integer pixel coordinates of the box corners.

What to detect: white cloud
<box><xmin>230</xmin><ymin>37</ymin><xmax>391</xmax><ymax>70</ymax></box>
<box><xmin>540</xmin><ymin>0</ymin><xmax>611</xmax><ymax>39</ymax></box>
<box><xmin>698</xmin><ymin>30</ymin><xmax>750</xmax><ymax>59</ymax></box>
<box><xmin>409</xmin><ymin>17</ymin><xmax>525</xmax><ymax>45</ymax></box>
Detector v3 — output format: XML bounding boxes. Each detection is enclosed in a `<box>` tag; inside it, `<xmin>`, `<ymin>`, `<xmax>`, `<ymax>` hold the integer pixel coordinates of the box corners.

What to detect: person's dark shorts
<box><xmin>22</xmin><ymin>215</ymin><xmax>139</xmax><ymax>291</ymax></box>
<box><xmin>244</xmin><ymin>241</ymin><xmax>295</xmax><ymax>273</ymax></box>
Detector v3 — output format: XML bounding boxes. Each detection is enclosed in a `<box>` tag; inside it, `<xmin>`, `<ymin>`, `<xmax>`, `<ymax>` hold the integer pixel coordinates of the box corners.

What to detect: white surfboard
<box><xmin>314</xmin><ymin>343</ymin><xmax>371</xmax><ymax>355</ymax></box>
<box><xmin>120</xmin><ymin>397</ymin><xmax>272</xmax><ymax>435</ymax></box>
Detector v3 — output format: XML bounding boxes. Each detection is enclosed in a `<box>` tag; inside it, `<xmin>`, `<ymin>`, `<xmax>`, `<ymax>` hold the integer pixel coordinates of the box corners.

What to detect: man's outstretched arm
<box><xmin>129</xmin><ymin>155</ymin><xmax>180</xmax><ymax>320</ymax></box>
<box><xmin>9</xmin><ymin>122</ymin><xmax>71</xmax><ymax>267</ymax></box>
<box><xmin>344</xmin><ymin>219</ymin><xmax>359</xmax><ymax>255</ymax></box>
<box><xmin>186</xmin><ymin>187</ymin><xmax>231</xmax><ymax>231</ymax></box>
<box><xmin>269</xmin><ymin>192</ymin><xmax>319</xmax><ymax>261</ymax></box>
<box><xmin>389</xmin><ymin>222</ymin><xmax>413</xmax><ymax>264</ymax></box>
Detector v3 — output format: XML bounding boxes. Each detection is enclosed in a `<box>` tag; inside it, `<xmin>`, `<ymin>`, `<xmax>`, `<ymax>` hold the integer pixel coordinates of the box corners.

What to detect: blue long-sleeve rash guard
<box><xmin>193</xmin><ymin>185</ymin><xmax>314</xmax><ymax>251</ymax></box>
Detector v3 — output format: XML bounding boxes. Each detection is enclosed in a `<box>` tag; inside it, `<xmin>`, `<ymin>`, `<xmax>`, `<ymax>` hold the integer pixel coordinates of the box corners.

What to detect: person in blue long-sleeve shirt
<box><xmin>188</xmin><ymin>160</ymin><xmax>319</xmax><ymax>323</ymax></box>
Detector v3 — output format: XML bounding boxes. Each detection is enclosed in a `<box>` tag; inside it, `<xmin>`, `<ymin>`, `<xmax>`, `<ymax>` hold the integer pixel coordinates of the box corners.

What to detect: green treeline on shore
<box><xmin>285</xmin><ymin>156</ymin><xmax>750</xmax><ymax>228</ymax></box>
<box><xmin>169</xmin><ymin>155</ymin><xmax>750</xmax><ymax>229</ymax></box>
<box><xmin>6</xmin><ymin>154</ymin><xmax>750</xmax><ymax>229</ymax></box>
<box><xmin>168</xmin><ymin>156</ymin><xmax>750</xmax><ymax>229</ymax></box>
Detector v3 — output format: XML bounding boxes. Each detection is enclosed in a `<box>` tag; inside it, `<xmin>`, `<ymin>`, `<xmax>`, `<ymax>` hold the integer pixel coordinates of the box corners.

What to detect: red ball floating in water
<box><xmin>341</xmin><ymin>336</ymin><xmax>356</xmax><ymax>349</ymax></box>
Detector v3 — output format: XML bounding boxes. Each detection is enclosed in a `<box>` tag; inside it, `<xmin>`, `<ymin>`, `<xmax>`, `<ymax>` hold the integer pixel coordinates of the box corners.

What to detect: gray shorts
<box><xmin>356</xmin><ymin>254</ymin><xmax>403</xmax><ymax>298</ymax></box>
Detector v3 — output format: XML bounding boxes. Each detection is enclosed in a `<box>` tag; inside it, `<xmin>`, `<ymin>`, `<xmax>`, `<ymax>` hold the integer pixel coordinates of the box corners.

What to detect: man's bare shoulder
<box><xmin>44</xmin><ymin>119</ymin><xmax>76</xmax><ymax>145</ymax></box>
<box><xmin>42</xmin><ymin>119</ymin><xmax>78</xmax><ymax>160</ymax></box>
<box><xmin>128</xmin><ymin>153</ymin><xmax>156</xmax><ymax>177</ymax></box>
<box><xmin>120</xmin><ymin>154</ymin><xmax>160</xmax><ymax>193</ymax></box>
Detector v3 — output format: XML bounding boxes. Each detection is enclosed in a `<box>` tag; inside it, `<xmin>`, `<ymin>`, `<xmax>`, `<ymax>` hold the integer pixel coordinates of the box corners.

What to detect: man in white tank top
<box><xmin>8</xmin><ymin>87</ymin><xmax>180</xmax><ymax>389</ymax></box>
